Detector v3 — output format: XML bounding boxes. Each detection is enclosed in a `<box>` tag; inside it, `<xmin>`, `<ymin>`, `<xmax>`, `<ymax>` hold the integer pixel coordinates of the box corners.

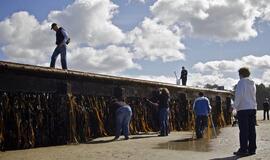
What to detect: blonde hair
<box><xmin>160</xmin><ymin>88</ymin><xmax>170</xmax><ymax>97</ymax></box>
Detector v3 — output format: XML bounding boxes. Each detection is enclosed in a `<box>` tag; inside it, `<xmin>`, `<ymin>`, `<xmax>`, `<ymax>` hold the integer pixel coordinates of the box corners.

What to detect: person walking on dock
<box><xmin>50</xmin><ymin>23</ymin><xmax>70</xmax><ymax>69</ymax></box>
<box><xmin>263</xmin><ymin>98</ymin><xmax>269</xmax><ymax>120</ymax></box>
<box><xmin>193</xmin><ymin>92</ymin><xmax>211</xmax><ymax>139</ymax></box>
<box><xmin>233</xmin><ymin>67</ymin><xmax>257</xmax><ymax>156</ymax></box>
<box><xmin>180</xmin><ymin>66</ymin><xmax>188</xmax><ymax>86</ymax></box>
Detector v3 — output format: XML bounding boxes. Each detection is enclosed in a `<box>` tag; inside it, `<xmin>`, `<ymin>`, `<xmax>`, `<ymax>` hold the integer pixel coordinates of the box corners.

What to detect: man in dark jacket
<box><xmin>180</xmin><ymin>66</ymin><xmax>188</xmax><ymax>86</ymax></box>
<box><xmin>50</xmin><ymin>23</ymin><xmax>70</xmax><ymax>69</ymax></box>
<box><xmin>263</xmin><ymin>98</ymin><xmax>269</xmax><ymax>120</ymax></box>
<box><xmin>146</xmin><ymin>88</ymin><xmax>170</xmax><ymax>136</ymax></box>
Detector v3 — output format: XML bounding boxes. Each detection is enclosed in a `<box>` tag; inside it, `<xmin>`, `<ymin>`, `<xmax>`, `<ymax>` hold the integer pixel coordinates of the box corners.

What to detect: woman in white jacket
<box><xmin>233</xmin><ymin>67</ymin><xmax>257</xmax><ymax>156</ymax></box>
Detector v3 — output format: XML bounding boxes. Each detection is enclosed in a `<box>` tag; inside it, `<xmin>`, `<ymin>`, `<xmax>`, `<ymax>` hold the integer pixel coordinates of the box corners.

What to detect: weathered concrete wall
<box><xmin>0</xmin><ymin>61</ymin><xmax>232</xmax><ymax>150</ymax></box>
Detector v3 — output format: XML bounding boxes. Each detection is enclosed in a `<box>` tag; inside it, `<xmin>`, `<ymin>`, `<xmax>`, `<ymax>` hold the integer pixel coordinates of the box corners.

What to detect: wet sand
<box><xmin>1</xmin><ymin>111</ymin><xmax>270</xmax><ymax>160</ymax></box>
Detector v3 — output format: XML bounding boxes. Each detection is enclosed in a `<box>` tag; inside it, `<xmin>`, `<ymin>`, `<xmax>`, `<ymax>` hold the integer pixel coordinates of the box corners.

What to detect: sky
<box><xmin>1</xmin><ymin>0</ymin><xmax>270</xmax><ymax>90</ymax></box>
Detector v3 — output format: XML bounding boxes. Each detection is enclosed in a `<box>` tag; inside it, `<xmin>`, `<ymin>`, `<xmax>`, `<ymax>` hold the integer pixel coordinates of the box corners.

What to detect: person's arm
<box><xmin>253</xmin><ymin>83</ymin><xmax>257</xmax><ymax>107</ymax></box>
<box><xmin>233</xmin><ymin>81</ymin><xmax>243</xmax><ymax>110</ymax></box>
<box><xmin>207</xmin><ymin>98</ymin><xmax>212</xmax><ymax>113</ymax></box>
<box><xmin>61</xmin><ymin>28</ymin><xmax>70</xmax><ymax>44</ymax></box>
<box><xmin>192</xmin><ymin>98</ymin><xmax>197</xmax><ymax>111</ymax></box>
<box><xmin>146</xmin><ymin>99</ymin><xmax>159</xmax><ymax>107</ymax></box>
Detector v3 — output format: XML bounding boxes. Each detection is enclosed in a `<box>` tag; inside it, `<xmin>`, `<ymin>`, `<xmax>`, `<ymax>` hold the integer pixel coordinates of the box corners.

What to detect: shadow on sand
<box><xmin>209</xmin><ymin>155</ymin><xmax>243</xmax><ymax>160</ymax></box>
<box><xmin>86</xmin><ymin>134</ymin><xmax>158</xmax><ymax>144</ymax></box>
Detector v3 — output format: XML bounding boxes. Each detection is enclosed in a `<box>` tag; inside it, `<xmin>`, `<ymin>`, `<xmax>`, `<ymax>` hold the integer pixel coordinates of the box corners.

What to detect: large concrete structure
<box><xmin>0</xmin><ymin>61</ymin><xmax>232</xmax><ymax>150</ymax></box>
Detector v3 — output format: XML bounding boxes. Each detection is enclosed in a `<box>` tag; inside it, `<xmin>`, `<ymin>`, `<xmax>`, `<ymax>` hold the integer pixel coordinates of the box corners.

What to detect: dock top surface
<box><xmin>0</xmin><ymin>60</ymin><xmax>232</xmax><ymax>94</ymax></box>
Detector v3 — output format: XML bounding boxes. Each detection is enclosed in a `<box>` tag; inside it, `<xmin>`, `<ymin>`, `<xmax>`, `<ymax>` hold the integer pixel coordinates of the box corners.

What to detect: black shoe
<box><xmin>124</xmin><ymin>137</ymin><xmax>129</xmax><ymax>140</ymax></box>
<box><xmin>248</xmin><ymin>150</ymin><xmax>256</xmax><ymax>155</ymax></box>
<box><xmin>196</xmin><ymin>134</ymin><xmax>203</xmax><ymax>139</ymax></box>
<box><xmin>113</xmin><ymin>136</ymin><xmax>119</xmax><ymax>140</ymax></box>
<box><xmin>158</xmin><ymin>134</ymin><xmax>166</xmax><ymax>137</ymax></box>
<box><xmin>249</xmin><ymin>152</ymin><xmax>256</xmax><ymax>155</ymax></box>
<box><xmin>233</xmin><ymin>151</ymin><xmax>249</xmax><ymax>156</ymax></box>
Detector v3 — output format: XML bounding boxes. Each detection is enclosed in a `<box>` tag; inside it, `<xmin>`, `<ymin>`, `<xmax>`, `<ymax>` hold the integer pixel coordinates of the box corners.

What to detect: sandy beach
<box><xmin>1</xmin><ymin>111</ymin><xmax>269</xmax><ymax>160</ymax></box>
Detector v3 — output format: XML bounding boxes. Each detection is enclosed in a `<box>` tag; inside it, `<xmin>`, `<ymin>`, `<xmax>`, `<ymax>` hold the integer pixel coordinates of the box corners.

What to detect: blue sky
<box><xmin>1</xmin><ymin>0</ymin><xmax>270</xmax><ymax>89</ymax></box>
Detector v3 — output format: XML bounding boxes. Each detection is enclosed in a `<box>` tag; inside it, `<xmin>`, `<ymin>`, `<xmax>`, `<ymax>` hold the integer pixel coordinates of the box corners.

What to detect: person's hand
<box><xmin>66</xmin><ymin>38</ymin><xmax>70</xmax><ymax>45</ymax></box>
<box><xmin>144</xmin><ymin>98</ymin><xmax>150</xmax><ymax>103</ymax></box>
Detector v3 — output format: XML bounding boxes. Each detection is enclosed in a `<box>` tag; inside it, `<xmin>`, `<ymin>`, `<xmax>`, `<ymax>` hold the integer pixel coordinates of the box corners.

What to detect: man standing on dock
<box><xmin>50</xmin><ymin>23</ymin><xmax>70</xmax><ymax>70</ymax></box>
<box><xmin>180</xmin><ymin>66</ymin><xmax>188</xmax><ymax>86</ymax></box>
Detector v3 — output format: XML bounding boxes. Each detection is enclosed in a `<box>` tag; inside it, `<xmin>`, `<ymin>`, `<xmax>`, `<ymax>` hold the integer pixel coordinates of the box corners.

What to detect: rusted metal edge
<box><xmin>0</xmin><ymin>60</ymin><xmax>232</xmax><ymax>94</ymax></box>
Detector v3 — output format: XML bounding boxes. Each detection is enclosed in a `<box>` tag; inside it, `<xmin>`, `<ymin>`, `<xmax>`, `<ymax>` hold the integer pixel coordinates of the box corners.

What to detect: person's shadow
<box><xmin>86</xmin><ymin>139</ymin><xmax>115</xmax><ymax>144</ymax></box>
<box><xmin>209</xmin><ymin>155</ymin><xmax>241</xmax><ymax>160</ymax></box>
<box><xmin>86</xmin><ymin>135</ymin><xmax>158</xmax><ymax>144</ymax></box>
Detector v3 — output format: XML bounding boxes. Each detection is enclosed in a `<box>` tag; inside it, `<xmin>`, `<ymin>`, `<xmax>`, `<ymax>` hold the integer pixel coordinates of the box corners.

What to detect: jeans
<box><xmin>263</xmin><ymin>109</ymin><xmax>269</xmax><ymax>120</ymax></box>
<box><xmin>237</xmin><ymin>109</ymin><xmax>257</xmax><ymax>153</ymax></box>
<box><xmin>159</xmin><ymin>107</ymin><xmax>169</xmax><ymax>136</ymax></box>
<box><xmin>195</xmin><ymin>115</ymin><xmax>208</xmax><ymax>138</ymax></box>
<box><xmin>182</xmin><ymin>78</ymin><xmax>187</xmax><ymax>86</ymax></box>
<box><xmin>50</xmin><ymin>44</ymin><xmax>67</xmax><ymax>69</ymax></box>
<box><xmin>115</xmin><ymin>106</ymin><xmax>132</xmax><ymax>138</ymax></box>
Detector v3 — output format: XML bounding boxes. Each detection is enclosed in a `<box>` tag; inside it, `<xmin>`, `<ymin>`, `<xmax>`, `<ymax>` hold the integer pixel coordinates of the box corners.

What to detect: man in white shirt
<box><xmin>233</xmin><ymin>67</ymin><xmax>257</xmax><ymax>156</ymax></box>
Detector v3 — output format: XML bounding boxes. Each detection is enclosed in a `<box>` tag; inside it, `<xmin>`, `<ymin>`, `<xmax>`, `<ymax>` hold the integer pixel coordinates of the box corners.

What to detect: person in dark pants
<box><xmin>50</xmin><ymin>23</ymin><xmax>70</xmax><ymax>69</ymax></box>
<box><xmin>180</xmin><ymin>66</ymin><xmax>188</xmax><ymax>86</ymax></box>
<box><xmin>147</xmin><ymin>88</ymin><xmax>170</xmax><ymax>136</ymax></box>
<box><xmin>111</xmin><ymin>87</ymin><xmax>132</xmax><ymax>140</ymax></box>
<box><xmin>233</xmin><ymin>67</ymin><xmax>257</xmax><ymax>156</ymax></box>
<box><xmin>263</xmin><ymin>98</ymin><xmax>269</xmax><ymax>120</ymax></box>
<box><xmin>193</xmin><ymin>92</ymin><xmax>211</xmax><ymax>139</ymax></box>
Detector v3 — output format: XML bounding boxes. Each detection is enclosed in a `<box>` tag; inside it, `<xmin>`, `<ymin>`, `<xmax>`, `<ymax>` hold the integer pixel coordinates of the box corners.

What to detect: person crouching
<box><xmin>112</xmin><ymin>87</ymin><xmax>132</xmax><ymax>140</ymax></box>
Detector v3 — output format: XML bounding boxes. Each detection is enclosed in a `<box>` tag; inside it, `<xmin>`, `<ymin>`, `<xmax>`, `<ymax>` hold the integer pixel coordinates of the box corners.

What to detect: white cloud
<box><xmin>193</xmin><ymin>55</ymin><xmax>270</xmax><ymax>73</ymax></box>
<box><xmin>68</xmin><ymin>45</ymin><xmax>140</xmax><ymax>74</ymax></box>
<box><xmin>122</xmin><ymin>74</ymin><xmax>175</xmax><ymax>84</ymax></box>
<box><xmin>192</xmin><ymin>55</ymin><xmax>270</xmax><ymax>89</ymax></box>
<box><xmin>150</xmin><ymin>0</ymin><xmax>261</xmax><ymax>41</ymax></box>
<box><xmin>0</xmin><ymin>11</ymin><xmax>53</xmax><ymax>64</ymax></box>
<box><xmin>189</xmin><ymin>72</ymin><xmax>238</xmax><ymax>90</ymax></box>
<box><xmin>193</xmin><ymin>60</ymin><xmax>242</xmax><ymax>73</ymax></box>
<box><xmin>48</xmin><ymin>0</ymin><xmax>125</xmax><ymax>47</ymax></box>
<box><xmin>0</xmin><ymin>0</ymin><xmax>188</xmax><ymax>74</ymax></box>
<box><xmin>151</xmin><ymin>0</ymin><xmax>210</xmax><ymax>25</ymax></box>
<box><xmin>0</xmin><ymin>0</ymin><xmax>139</xmax><ymax>74</ymax></box>
<box><xmin>261</xmin><ymin>70</ymin><xmax>270</xmax><ymax>86</ymax></box>
<box><xmin>126</xmin><ymin>18</ymin><xmax>185</xmax><ymax>62</ymax></box>
<box><xmin>249</xmin><ymin>0</ymin><xmax>270</xmax><ymax>21</ymax></box>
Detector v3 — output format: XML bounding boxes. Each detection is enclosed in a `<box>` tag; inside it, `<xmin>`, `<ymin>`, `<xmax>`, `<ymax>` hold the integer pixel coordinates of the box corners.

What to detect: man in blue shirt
<box><xmin>50</xmin><ymin>23</ymin><xmax>70</xmax><ymax>69</ymax></box>
<box><xmin>193</xmin><ymin>92</ymin><xmax>211</xmax><ymax>139</ymax></box>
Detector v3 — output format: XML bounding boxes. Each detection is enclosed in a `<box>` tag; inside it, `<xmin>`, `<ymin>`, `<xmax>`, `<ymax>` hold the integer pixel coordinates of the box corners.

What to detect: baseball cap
<box><xmin>51</xmin><ymin>23</ymin><xmax>57</xmax><ymax>30</ymax></box>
